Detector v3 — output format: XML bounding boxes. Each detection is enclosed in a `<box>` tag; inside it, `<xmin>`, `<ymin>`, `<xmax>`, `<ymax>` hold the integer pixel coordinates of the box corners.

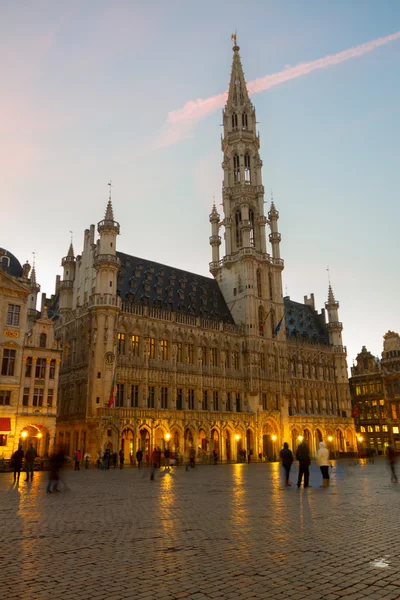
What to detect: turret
<box><xmin>94</xmin><ymin>197</ymin><xmax>120</xmax><ymax>296</ymax></box>
<box><xmin>209</xmin><ymin>201</ymin><xmax>221</xmax><ymax>275</ymax></box>
<box><xmin>325</xmin><ymin>284</ymin><xmax>343</xmax><ymax>347</ymax></box>
<box><xmin>268</xmin><ymin>199</ymin><xmax>282</xmax><ymax>264</ymax></box>
<box><xmin>27</xmin><ymin>265</ymin><xmax>40</xmax><ymax>316</ymax></box>
<box><xmin>60</xmin><ymin>241</ymin><xmax>76</xmax><ymax>313</ymax></box>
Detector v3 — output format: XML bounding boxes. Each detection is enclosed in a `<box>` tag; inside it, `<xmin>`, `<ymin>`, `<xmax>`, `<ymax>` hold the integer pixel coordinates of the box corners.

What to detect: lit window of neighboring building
<box><xmin>375</xmin><ymin>425</ymin><xmax>380</xmax><ymax>432</ymax></box>
<box><xmin>393</xmin><ymin>426</ymin><xmax>399</xmax><ymax>434</ymax></box>
<box><xmin>392</xmin><ymin>404</ymin><xmax>397</xmax><ymax>420</ymax></box>
<box><xmin>360</xmin><ymin>426</ymin><xmax>366</xmax><ymax>432</ymax></box>
<box><xmin>382</xmin><ymin>425</ymin><xmax>388</xmax><ymax>432</ymax></box>
<box><xmin>131</xmin><ymin>335</ymin><xmax>140</xmax><ymax>357</ymax></box>
<box><xmin>367</xmin><ymin>426</ymin><xmax>373</xmax><ymax>432</ymax></box>
<box><xmin>355</xmin><ymin>385</ymin><xmax>361</xmax><ymax>396</ymax></box>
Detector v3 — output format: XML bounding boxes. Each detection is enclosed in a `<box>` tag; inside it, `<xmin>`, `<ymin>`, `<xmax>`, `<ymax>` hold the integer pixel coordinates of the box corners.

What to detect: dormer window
<box><xmin>244</xmin><ymin>153</ymin><xmax>251</xmax><ymax>183</ymax></box>
<box><xmin>231</xmin><ymin>113</ymin><xmax>238</xmax><ymax>130</ymax></box>
<box><xmin>233</xmin><ymin>154</ymin><xmax>240</xmax><ymax>184</ymax></box>
<box><xmin>39</xmin><ymin>333</ymin><xmax>47</xmax><ymax>348</ymax></box>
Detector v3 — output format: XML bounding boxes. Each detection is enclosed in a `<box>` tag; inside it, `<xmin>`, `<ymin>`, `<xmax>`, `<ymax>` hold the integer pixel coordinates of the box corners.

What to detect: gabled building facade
<box><xmin>52</xmin><ymin>42</ymin><xmax>355</xmax><ymax>461</ymax></box>
<box><xmin>0</xmin><ymin>249</ymin><xmax>61</xmax><ymax>459</ymax></box>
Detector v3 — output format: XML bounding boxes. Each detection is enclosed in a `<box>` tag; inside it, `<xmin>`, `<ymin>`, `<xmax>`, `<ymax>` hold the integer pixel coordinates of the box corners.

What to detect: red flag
<box><xmin>108</xmin><ymin>369</ymin><xmax>117</xmax><ymax>408</ymax></box>
<box><xmin>352</xmin><ymin>405</ymin><xmax>359</xmax><ymax>418</ymax></box>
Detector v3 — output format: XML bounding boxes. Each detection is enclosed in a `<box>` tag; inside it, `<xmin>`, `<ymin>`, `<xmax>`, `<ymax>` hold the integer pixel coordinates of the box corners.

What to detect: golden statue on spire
<box><xmin>231</xmin><ymin>32</ymin><xmax>237</xmax><ymax>46</ymax></box>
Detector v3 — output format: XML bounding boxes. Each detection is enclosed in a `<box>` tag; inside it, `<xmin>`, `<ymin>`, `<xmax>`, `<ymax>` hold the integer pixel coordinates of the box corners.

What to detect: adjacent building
<box><xmin>350</xmin><ymin>332</ymin><xmax>400</xmax><ymax>454</ymax></box>
<box><xmin>50</xmin><ymin>41</ymin><xmax>355</xmax><ymax>461</ymax></box>
<box><xmin>0</xmin><ymin>249</ymin><xmax>61</xmax><ymax>459</ymax></box>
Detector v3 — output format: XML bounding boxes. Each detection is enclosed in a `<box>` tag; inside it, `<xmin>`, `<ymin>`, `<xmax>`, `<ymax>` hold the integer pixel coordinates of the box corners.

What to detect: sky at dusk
<box><xmin>1</xmin><ymin>1</ymin><xmax>400</xmax><ymax>367</ymax></box>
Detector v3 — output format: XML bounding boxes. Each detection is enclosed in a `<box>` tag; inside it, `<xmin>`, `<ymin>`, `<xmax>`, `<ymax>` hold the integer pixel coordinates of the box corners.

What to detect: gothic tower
<box><xmin>211</xmin><ymin>40</ymin><xmax>285</xmax><ymax>339</ymax></box>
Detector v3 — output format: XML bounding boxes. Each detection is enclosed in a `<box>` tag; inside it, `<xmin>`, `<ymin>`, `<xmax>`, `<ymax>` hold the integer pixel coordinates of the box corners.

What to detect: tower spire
<box><xmin>226</xmin><ymin>35</ymin><xmax>251</xmax><ymax>110</ymax></box>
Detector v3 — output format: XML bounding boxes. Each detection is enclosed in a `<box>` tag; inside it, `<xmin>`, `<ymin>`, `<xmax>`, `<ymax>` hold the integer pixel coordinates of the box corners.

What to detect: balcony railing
<box><xmin>94</xmin><ymin>254</ymin><xmax>120</xmax><ymax>268</ymax></box>
<box><xmin>97</xmin><ymin>407</ymin><xmax>252</xmax><ymax>422</ymax></box>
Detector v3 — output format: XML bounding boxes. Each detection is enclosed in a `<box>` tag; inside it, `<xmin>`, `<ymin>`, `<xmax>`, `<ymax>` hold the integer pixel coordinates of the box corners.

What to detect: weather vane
<box><xmin>326</xmin><ymin>266</ymin><xmax>331</xmax><ymax>285</ymax></box>
<box><xmin>108</xmin><ymin>180</ymin><xmax>112</xmax><ymax>201</ymax></box>
<box><xmin>231</xmin><ymin>32</ymin><xmax>237</xmax><ymax>46</ymax></box>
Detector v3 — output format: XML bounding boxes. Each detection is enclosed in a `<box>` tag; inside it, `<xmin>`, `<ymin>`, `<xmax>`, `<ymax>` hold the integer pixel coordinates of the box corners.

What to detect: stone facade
<box><xmin>350</xmin><ymin>332</ymin><xmax>400</xmax><ymax>454</ymax></box>
<box><xmin>0</xmin><ymin>250</ymin><xmax>61</xmax><ymax>459</ymax></box>
<box><xmin>52</xmin><ymin>42</ymin><xmax>355</xmax><ymax>461</ymax></box>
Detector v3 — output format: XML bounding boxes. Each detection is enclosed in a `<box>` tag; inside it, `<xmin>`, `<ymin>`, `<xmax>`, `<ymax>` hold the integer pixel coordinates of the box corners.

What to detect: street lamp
<box><xmin>165</xmin><ymin>432</ymin><xmax>171</xmax><ymax>442</ymax></box>
<box><xmin>235</xmin><ymin>434</ymin><xmax>241</xmax><ymax>463</ymax></box>
<box><xmin>235</xmin><ymin>434</ymin><xmax>240</xmax><ymax>441</ymax></box>
<box><xmin>37</xmin><ymin>433</ymin><xmax>42</xmax><ymax>439</ymax></box>
<box><xmin>21</xmin><ymin>431</ymin><xmax>28</xmax><ymax>439</ymax></box>
<box><xmin>298</xmin><ymin>435</ymin><xmax>303</xmax><ymax>442</ymax></box>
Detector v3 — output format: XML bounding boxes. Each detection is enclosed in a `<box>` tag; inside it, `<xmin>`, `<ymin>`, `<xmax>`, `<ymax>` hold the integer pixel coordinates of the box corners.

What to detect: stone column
<box><xmin>29</xmin><ymin>357</ymin><xmax>37</xmax><ymax>406</ymax></box>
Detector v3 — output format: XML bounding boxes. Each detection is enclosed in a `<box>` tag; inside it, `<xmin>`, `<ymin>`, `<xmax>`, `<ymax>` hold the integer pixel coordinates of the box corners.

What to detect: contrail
<box><xmin>155</xmin><ymin>31</ymin><xmax>400</xmax><ymax>148</ymax></box>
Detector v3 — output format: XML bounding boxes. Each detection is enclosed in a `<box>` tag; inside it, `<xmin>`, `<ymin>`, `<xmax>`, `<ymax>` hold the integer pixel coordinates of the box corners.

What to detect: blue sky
<box><xmin>1</xmin><ymin>1</ymin><xmax>400</xmax><ymax>366</ymax></box>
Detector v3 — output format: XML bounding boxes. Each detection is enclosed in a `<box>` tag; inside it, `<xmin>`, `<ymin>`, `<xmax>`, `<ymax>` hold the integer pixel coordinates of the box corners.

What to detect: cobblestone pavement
<box><xmin>1</xmin><ymin>459</ymin><xmax>400</xmax><ymax>600</ymax></box>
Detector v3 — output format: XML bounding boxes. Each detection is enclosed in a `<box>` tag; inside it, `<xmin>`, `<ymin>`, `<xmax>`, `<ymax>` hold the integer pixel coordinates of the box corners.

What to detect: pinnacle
<box><xmin>30</xmin><ymin>266</ymin><xmax>37</xmax><ymax>286</ymax></box>
<box><xmin>327</xmin><ymin>284</ymin><xmax>336</xmax><ymax>304</ymax></box>
<box><xmin>67</xmin><ymin>242</ymin><xmax>74</xmax><ymax>259</ymax></box>
<box><xmin>105</xmin><ymin>199</ymin><xmax>114</xmax><ymax>221</ymax></box>
<box><xmin>226</xmin><ymin>44</ymin><xmax>250</xmax><ymax>109</ymax></box>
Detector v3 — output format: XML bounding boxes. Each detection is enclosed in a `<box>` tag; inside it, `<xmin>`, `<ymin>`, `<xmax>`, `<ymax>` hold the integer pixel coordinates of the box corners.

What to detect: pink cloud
<box><xmin>154</xmin><ymin>30</ymin><xmax>400</xmax><ymax>149</ymax></box>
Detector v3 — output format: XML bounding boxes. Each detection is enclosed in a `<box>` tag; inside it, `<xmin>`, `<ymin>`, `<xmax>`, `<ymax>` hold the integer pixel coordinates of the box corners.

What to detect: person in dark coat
<box><xmin>136</xmin><ymin>449</ymin><xmax>143</xmax><ymax>469</ymax></box>
<box><xmin>119</xmin><ymin>449</ymin><xmax>124</xmax><ymax>469</ymax></box>
<box><xmin>46</xmin><ymin>445</ymin><xmax>65</xmax><ymax>493</ymax></box>
<box><xmin>279</xmin><ymin>442</ymin><xmax>294</xmax><ymax>486</ymax></box>
<box><xmin>12</xmin><ymin>445</ymin><xmax>24</xmax><ymax>483</ymax></box>
<box><xmin>296</xmin><ymin>441</ymin><xmax>311</xmax><ymax>488</ymax></box>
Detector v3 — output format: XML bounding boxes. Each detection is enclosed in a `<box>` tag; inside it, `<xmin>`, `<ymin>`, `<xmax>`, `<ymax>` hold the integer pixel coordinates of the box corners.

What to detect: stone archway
<box><xmin>262</xmin><ymin>420</ymin><xmax>278</xmax><ymax>461</ymax></box>
<box><xmin>121</xmin><ymin>427</ymin><xmax>134</xmax><ymax>463</ymax></box>
<box><xmin>224</xmin><ymin>428</ymin><xmax>232</xmax><ymax>461</ymax></box>
<box><xmin>184</xmin><ymin>427</ymin><xmax>195</xmax><ymax>459</ymax></box>
<box><xmin>336</xmin><ymin>429</ymin><xmax>344</xmax><ymax>453</ymax></box>
<box><xmin>315</xmin><ymin>428</ymin><xmax>323</xmax><ymax>455</ymax></box>
<box><xmin>138</xmin><ymin>427</ymin><xmax>151</xmax><ymax>463</ymax></box>
<box><xmin>19</xmin><ymin>424</ymin><xmax>50</xmax><ymax>457</ymax></box>
<box><xmin>291</xmin><ymin>428</ymin><xmax>300</xmax><ymax>453</ymax></box>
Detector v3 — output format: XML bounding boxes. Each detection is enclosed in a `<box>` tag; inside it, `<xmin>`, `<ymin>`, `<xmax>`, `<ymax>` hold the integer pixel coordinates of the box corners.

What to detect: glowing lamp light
<box><xmin>37</xmin><ymin>433</ymin><xmax>42</xmax><ymax>439</ymax></box>
<box><xmin>298</xmin><ymin>435</ymin><xmax>303</xmax><ymax>442</ymax></box>
<box><xmin>271</xmin><ymin>435</ymin><xmax>277</xmax><ymax>441</ymax></box>
<box><xmin>235</xmin><ymin>434</ymin><xmax>240</xmax><ymax>441</ymax></box>
<box><xmin>328</xmin><ymin>436</ymin><xmax>333</xmax><ymax>442</ymax></box>
<box><xmin>358</xmin><ymin>436</ymin><xmax>363</xmax><ymax>443</ymax></box>
<box><xmin>165</xmin><ymin>433</ymin><xmax>171</xmax><ymax>441</ymax></box>
<box><xmin>21</xmin><ymin>431</ymin><xmax>28</xmax><ymax>439</ymax></box>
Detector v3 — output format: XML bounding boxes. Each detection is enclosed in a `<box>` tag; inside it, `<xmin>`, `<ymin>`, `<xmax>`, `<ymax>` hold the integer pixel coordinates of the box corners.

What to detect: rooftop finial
<box><xmin>231</xmin><ymin>31</ymin><xmax>239</xmax><ymax>50</ymax></box>
<box><xmin>326</xmin><ymin>265</ymin><xmax>331</xmax><ymax>285</ymax></box>
<box><xmin>108</xmin><ymin>180</ymin><xmax>112</xmax><ymax>201</ymax></box>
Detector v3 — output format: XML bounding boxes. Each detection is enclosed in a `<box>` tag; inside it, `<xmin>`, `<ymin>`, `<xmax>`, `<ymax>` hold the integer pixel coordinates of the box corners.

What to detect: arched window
<box><xmin>258</xmin><ymin>305</ymin><xmax>264</xmax><ymax>336</ymax></box>
<box><xmin>233</xmin><ymin>154</ymin><xmax>240</xmax><ymax>183</ymax></box>
<box><xmin>244</xmin><ymin>153</ymin><xmax>251</xmax><ymax>183</ymax></box>
<box><xmin>256</xmin><ymin>269</ymin><xmax>262</xmax><ymax>297</ymax></box>
<box><xmin>249</xmin><ymin>209</ymin><xmax>255</xmax><ymax>247</ymax></box>
<box><xmin>1</xmin><ymin>256</ymin><xmax>10</xmax><ymax>270</ymax></box>
<box><xmin>242</xmin><ymin>112</ymin><xmax>248</xmax><ymax>128</ymax></box>
<box><xmin>235</xmin><ymin>211</ymin><xmax>242</xmax><ymax>248</ymax></box>
<box><xmin>268</xmin><ymin>272</ymin><xmax>274</xmax><ymax>301</ymax></box>
<box><xmin>39</xmin><ymin>333</ymin><xmax>47</xmax><ymax>348</ymax></box>
<box><xmin>231</xmin><ymin>113</ymin><xmax>238</xmax><ymax>129</ymax></box>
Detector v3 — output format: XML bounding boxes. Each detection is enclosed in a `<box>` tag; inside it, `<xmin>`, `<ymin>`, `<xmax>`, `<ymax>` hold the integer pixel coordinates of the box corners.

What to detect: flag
<box><xmin>108</xmin><ymin>369</ymin><xmax>117</xmax><ymax>408</ymax></box>
<box><xmin>274</xmin><ymin>316</ymin><xmax>283</xmax><ymax>337</ymax></box>
<box><xmin>352</xmin><ymin>405</ymin><xmax>359</xmax><ymax>418</ymax></box>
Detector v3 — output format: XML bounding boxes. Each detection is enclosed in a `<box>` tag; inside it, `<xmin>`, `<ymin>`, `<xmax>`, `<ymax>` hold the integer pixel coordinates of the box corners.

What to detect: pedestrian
<box><xmin>24</xmin><ymin>443</ymin><xmax>37</xmax><ymax>481</ymax></box>
<box><xmin>150</xmin><ymin>448</ymin><xmax>158</xmax><ymax>481</ymax></box>
<box><xmin>258</xmin><ymin>452</ymin><xmax>262</xmax><ymax>462</ymax></box>
<box><xmin>316</xmin><ymin>441</ymin><xmax>330</xmax><ymax>488</ymax></box>
<box><xmin>386</xmin><ymin>444</ymin><xmax>398</xmax><ymax>483</ymax></box>
<box><xmin>11</xmin><ymin>445</ymin><xmax>24</xmax><ymax>483</ymax></box>
<box><xmin>189</xmin><ymin>447</ymin><xmax>196</xmax><ymax>469</ymax></box>
<box><xmin>296</xmin><ymin>440</ymin><xmax>311</xmax><ymax>488</ymax></box>
<box><xmin>136</xmin><ymin>449</ymin><xmax>143</xmax><ymax>469</ymax></box>
<box><xmin>164</xmin><ymin>447</ymin><xmax>170</xmax><ymax>471</ymax></box>
<box><xmin>84</xmin><ymin>451</ymin><xmax>91</xmax><ymax>469</ymax></box>
<box><xmin>73</xmin><ymin>449</ymin><xmax>81</xmax><ymax>471</ymax></box>
<box><xmin>119</xmin><ymin>449</ymin><xmax>124</xmax><ymax>469</ymax></box>
<box><xmin>129</xmin><ymin>452</ymin><xmax>133</xmax><ymax>466</ymax></box>
<box><xmin>96</xmin><ymin>450</ymin><xmax>102</xmax><ymax>469</ymax></box>
<box><xmin>102</xmin><ymin>449</ymin><xmax>110</xmax><ymax>470</ymax></box>
<box><xmin>213</xmin><ymin>449</ymin><xmax>218</xmax><ymax>465</ymax></box>
<box><xmin>46</xmin><ymin>444</ymin><xmax>65</xmax><ymax>493</ymax></box>
<box><xmin>279</xmin><ymin>442</ymin><xmax>294</xmax><ymax>486</ymax></box>
<box><xmin>247</xmin><ymin>449</ymin><xmax>251</xmax><ymax>464</ymax></box>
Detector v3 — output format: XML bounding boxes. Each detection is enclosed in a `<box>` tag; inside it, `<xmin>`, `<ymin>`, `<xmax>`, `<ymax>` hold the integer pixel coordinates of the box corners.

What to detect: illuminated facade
<box><xmin>52</xmin><ymin>42</ymin><xmax>355</xmax><ymax>461</ymax></box>
<box><xmin>350</xmin><ymin>332</ymin><xmax>400</xmax><ymax>453</ymax></box>
<box><xmin>0</xmin><ymin>249</ymin><xmax>61</xmax><ymax>459</ymax></box>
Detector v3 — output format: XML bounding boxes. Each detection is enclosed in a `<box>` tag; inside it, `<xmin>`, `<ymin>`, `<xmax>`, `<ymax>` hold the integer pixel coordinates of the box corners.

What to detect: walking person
<box><xmin>316</xmin><ymin>441</ymin><xmax>330</xmax><ymax>488</ymax></box>
<box><xmin>279</xmin><ymin>442</ymin><xmax>294</xmax><ymax>486</ymax></box>
<box><xmin>46</xmin><ymin>445</ymin><xmax>65</xmax><ymax>493</ymax></box>
<box><xmin>189</xmin><ymin>447</ymin><xmax>196</xmax><ymax>469</ymax></box>
<box><xmin>24</xmin><ymin>443</ymin><xmax>37</xmax><ymax>481</ymax></box>
<box><xmin>296</xmin><ymin>440</ymin><xmax>311</xmax><ymax>488</ymax></box>
<box><xmin>96</xmin><ymin>450</ymin><xmax>102</xmax><ymax>469</ymax></box>
<box><xmin>213</xmin><ymin>449</ymin><xmax>218</xmax><ymax>465</ymax></box>
<box><xmin>73</xmin><ymin>449</ymin><xmax>81</xmax><ymax>471</ymax></box>
<box><xmin>11</xmin><ymin>445</ymin><xmax>24</xmax><ymax>484</ymax></box>
<box><xmin>112</xmin><ymin>451</ymin><xmax>118</xmax><ymax>469</ymax></box>
<box><xmin>387</xmin><ymin>444</ymin><xmax>398</xmax><ymax>483</ymax></box>
<box><xmin>84</xmin><ymin>451</ymin><xmax>91</xmax><ymax>469</ymax></box>
<box><xmin>136</xmin><ymin>449</ymin><xmax>143</xmax><ymax>469</ymax></box>
<box><xmin>150</xmin><ymin>448</ymin><xmax>158</xmax><ymax>481</ymax></box>
<box><xmin>119</xmin><ymin>449</ymin><xmax>124</xmax><ymax>469</ymax></box>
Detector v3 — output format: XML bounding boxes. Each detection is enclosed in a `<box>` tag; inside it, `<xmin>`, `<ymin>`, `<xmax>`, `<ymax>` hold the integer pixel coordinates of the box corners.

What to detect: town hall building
<box><xmin>50</xmin><ymin>42</ymin><xmax>356</xmax><ymax>461</ymax></box>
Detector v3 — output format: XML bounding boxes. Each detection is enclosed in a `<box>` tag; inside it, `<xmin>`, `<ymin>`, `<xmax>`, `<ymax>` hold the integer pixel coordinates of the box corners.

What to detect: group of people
<box><xmin>279</xmin><ymin>440</ymin><xmax>331</xmax><ymax>488</ymax></box>
<box><xmin>11</xmin><ymin>443</ymin><xmax>38</xmax><ymax>483</ymax></box>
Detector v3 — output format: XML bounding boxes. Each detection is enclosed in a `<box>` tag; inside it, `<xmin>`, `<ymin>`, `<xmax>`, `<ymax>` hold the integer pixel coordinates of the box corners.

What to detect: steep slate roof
<box><xmin>284</xmin><ymin>297</ymin><xmax>330</xmax><ymax>345</ymax></box>
<box><xmin>117</xmin><ymin>252</ymin><xmax>234</xmax><ymax>323</ymax></box>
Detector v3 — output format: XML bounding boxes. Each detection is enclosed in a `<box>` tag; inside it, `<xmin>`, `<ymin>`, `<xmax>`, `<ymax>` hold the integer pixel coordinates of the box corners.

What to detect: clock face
<box><xmin>105</xmin><ymin>351</ymin><xmax>115</xmax><ymax>365</ymax></box>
